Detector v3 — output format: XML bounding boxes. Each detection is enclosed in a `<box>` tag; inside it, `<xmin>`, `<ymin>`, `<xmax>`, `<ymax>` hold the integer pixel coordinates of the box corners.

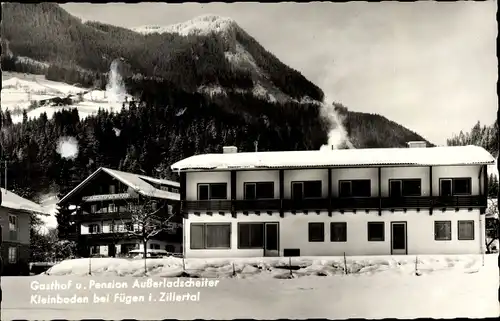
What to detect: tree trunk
<box><xmin>143</xmin><ymin>239</ymin><xmax>147</xmax><ymax>275</ymax></box>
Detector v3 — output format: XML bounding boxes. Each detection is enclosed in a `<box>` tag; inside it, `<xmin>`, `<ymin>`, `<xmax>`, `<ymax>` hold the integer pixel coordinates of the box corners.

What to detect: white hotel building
<box><xmin>171</xmin><ymin>143</ymin><xmax>495</xmax><ymax>258</ymax></box>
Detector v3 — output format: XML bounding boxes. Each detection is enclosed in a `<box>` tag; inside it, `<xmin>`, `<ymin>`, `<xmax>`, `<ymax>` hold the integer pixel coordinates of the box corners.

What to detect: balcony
<box><xmin>81</xmin><ymin>193</ymin><xmax>136</xmax><ymax>202</ymax></box>
<box><xmin>70</xmin><ymin>211</ymin><xmax>134</xmax><ymax>222</ymax></box>
<box><xmin>432</xmin><ymin>195</ymin><xmax>486</xmax><ymax>208</ymax></box>
<box><xmin>183</xmin><ymin>200</ymin><xmax>232</xmax><ymax>212</ymax></box>
<box><xmin>181</xmin><ymin>195</ymin><xmax>487</xmax><ymax>214</ymax></box>
<box><xmin>282</xmin><ymin>198</ymin><xmax>329</xmax><ymax>211</ymax></box>
<box><xmin>233</xmin><ymin>199</ymin><xmax>281</xmax><ymax>211</ymax></box>
<box><xmin>334</xmin><ymin>197</ymin><xmax>380</xmax><ymax>210</ymax></box>
<box><xmin>381</xmin><ymin>197</ymin><xmax>434</xmax><ymax>209</ymax></box>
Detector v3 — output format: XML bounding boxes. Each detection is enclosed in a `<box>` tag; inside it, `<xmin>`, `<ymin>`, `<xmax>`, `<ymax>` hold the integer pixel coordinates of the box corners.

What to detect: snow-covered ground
<box><xmin>2</xmin><ymin>254</ymin><xmax>497</xmax><ymax>319</ymax></box>
<box><xmin>44</xmin><ymin>254</ymin><xmax>489</xmax><ymax>278</ymax></box>
<box><xmin>1</xmin><ymin>72</ymin><xmax>132</xmax><ymax>122</ymax></box>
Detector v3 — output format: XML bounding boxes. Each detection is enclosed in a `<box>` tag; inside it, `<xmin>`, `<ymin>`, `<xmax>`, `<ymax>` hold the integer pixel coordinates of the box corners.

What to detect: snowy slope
<box><xmin>1</xmin><ymin>72</ymin><xmax>132</xmax><ymax>123</ymax></box>
<box><xmin>132</xmin><ymin>15</ymin><xmax>317</xmax><ymax>105</ymax></box>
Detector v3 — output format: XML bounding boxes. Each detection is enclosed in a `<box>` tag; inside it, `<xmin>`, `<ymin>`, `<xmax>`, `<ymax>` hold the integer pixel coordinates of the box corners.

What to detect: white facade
<box><xmin>182</xmin><ymin>164</ymin><xmax>487</xmax><ymax>258</ymax></box>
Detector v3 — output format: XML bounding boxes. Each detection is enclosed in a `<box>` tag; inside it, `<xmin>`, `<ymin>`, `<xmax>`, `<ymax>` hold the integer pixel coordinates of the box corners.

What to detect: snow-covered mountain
<box><xmin>132</xmin><ymin>14</ymin><xmax>237</xmax><ymax>37</ymax></box>
<box><xmin>132</xmin><ymin>14</ymin><xmax>320</xmax><ymax>104</ymax></box>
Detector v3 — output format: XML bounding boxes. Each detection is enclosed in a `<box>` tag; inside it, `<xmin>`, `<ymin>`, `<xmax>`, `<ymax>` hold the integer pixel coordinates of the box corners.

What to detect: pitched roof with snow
<box><xmin>0</xmin><ymin>188</ymin><xmax>48</xmax><ymax>215</ymax></box>
<box><xmin>58</xmin><ymin>167</ymin><xmax>180</xmax><ymax>205</ymax></box>
<box><xmin>171</xmin><ymin>145</ymin><xmax>495</xmax><ymax>171</ymax></box>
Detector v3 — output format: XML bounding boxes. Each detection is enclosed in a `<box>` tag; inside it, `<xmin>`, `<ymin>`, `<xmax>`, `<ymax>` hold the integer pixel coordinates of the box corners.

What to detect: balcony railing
<box><xmin>334</xmin><ymin>197</ymin><xmax>380</xmax><ymax>210</ymax></box>
<box><xmin>81</xmin><ymin>193</ymin><xmax>136</xmax><ymax>202</ymax></box>
<box><xmin>233</xmin><ymin>199</ymin><xmax>281</xmax><ymax>211</ymax></box>
<box><xmin>181</xmin><ymin>195</ymin><xmax>487</xmax><ymax>213</ymax></box>
<box><xmin>432</xmin><ymin>195</ymin><xmax>485</xmax><ymax>208</ymax></box>
<box><xmin>70</xmin><ymin>211</ymin><xmax>134</xmax><ymax>222</ymax></box>
<box><xmin>282</xmin><ymin>198</ymin><xmax>330</xmax><ymax>211</ymax></box>
<box><xmin>183</xmin><ymin>200</ymin><xmax>232</xmax><ymax>212</ymax></box>
<box><xmin>381</xmin><ymin>196</ymin><xmax>434</xmax><ymax>209</ymax></box>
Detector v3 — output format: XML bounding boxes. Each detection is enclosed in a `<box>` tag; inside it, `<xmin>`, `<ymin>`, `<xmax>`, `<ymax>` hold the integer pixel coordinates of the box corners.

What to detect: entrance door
<box><xmin>391</xmin><ymin>222</ymin><xmax>407</xmax><ymax>255</ymax></box>
<box><xmin>108</xmin><ymin>244</ymin><xmax>116</xmax><ymax>257</ymax></box>
<box><xmin>264</xmin><ymin>223</ymin><xmax>279</xmax><ymax>257</ymax></box>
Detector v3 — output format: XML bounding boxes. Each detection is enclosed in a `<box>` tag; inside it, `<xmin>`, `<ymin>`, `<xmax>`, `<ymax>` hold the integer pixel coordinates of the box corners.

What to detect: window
<box><xmin>390</xmin><ymin>179</ymin><xmax>421</xmax><ymax>197</ymax></box>
<box><xmin>165</xmin><ymin>245</ymin><xmax>175</xmax><ymax>252</ymax></box>
<box><xmin>339</xmin><ymin>180</ymin><xmax>371</xmax><ymax>197</ymax></box>
<box><xmin>440</xmin><ymin>178</ymin><xmax>472</xmax><ymax>196</ymax></box>
<box><xmin>9</xmin><ymin>214</ymin><xmax>17</xmax><ymax>231</ymax></box>
<box><xmin>89</xmin><ymin>224</ymin><xmax>100</xmax><ymax>234</ymax></box>
<box><xmin>149</xmin><ymin>243</ymin><xmax>161</xmax><ymax>249</ymax></box>
<box><xmin>151</xmin><ymin>201</ymin><xmax>158</xmax><ymax>211</ymax></box>
<box><xmin>458</xmin><ymin>220</ymin><xmax>474</xmax><ymax>240</ymax></box>
<box><xmin>90</xmin><ymin>204</ymin><xmax>98</xmax><ymax>213</ymax></box>
<box><xmin>190</xmin><ymin>223</ymin><xmax>231</xmax><ymax>249</ymax></box>
<box><xmin>292</xmin><ymin>181</ymin><xmax>322</xmax><ymax>200</ymax></box>
<box><xmin>308</xmin><ymin>222</ymin><xmax>325</xmax><ymax>242</ymax></box>
<box><xmin>238</xmin><ymin>223</ymin><xmax>264</xmax><ymax>248</ymax></box>
<box><xmin>8</xmin><ymin>247</ymin><xmax>17</xmax><ymax>263</ymax></box>
<box><xmin>434</xmin><ymin>221</ymin><xmax>452</xmax><ymax>241</ymax></box>
<box><xmin>9</xmin><ymin>214</ymin><xmax>18</xmax><ymax>240</ymax></box>
<box><xmin>109</xmin><ymin>185</ymin><xmax>116</xmax><ymax>194</ymax></box>
<box><xmin>108</xmin><ymin>204</ymin><xmax>116</xmax><ymax>213</ymax></box>
<box><xmin>197</xmin><ymin>183</ymin><xmax>228</xmax><ymax>200</ymax></box>
<box><xmin>244</xmin><ymin>182</ymin><xmax>274</xmax><ymax>200</ymax></box>
<box><xmin>90</xmin><ymin>246</ymin><xmax>99</xmax><ymax>255</ymax></box>
<box><xmin>330</xmin><ymin>222</ymin><xmax>347</xmax><ymax>242</ymax></box>
<box><xmin>367</xmin><ymin>222</ymin><xmax>385</xmax><ymax>241</ymax></box>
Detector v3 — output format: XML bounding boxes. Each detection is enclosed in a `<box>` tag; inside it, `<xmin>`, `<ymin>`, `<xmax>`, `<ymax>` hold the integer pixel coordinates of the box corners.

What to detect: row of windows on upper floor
<box><xmin>196</xmin><ymin>177</ymin><xmax>473</xmax><ymax>201</ymax></box>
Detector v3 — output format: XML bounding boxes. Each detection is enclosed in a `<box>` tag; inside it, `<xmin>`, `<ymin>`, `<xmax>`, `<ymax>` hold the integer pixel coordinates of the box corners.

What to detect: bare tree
<box><xmin>486</xmin><ymin>198</ymin><xmax>499</xmax><ymax>253</ymax></box>
<box><xmin>118</xmin><ymin>188</ymin><xmax>175</xmax><ymax>274</ymax></box>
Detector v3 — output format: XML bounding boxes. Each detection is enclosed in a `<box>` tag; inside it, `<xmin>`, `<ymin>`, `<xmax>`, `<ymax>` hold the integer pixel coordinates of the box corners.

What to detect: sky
<box><xmin>60</xmin><ymin>2</ymin><xmax>498</xmax><ymax>145</ymax></box>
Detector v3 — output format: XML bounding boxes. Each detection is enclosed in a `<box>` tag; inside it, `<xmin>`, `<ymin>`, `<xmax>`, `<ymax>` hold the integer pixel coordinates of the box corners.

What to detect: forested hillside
<box><xmin>1</xmin><ymin>3</ymin><xmax>323</xmax><ymax>101</ymax></box>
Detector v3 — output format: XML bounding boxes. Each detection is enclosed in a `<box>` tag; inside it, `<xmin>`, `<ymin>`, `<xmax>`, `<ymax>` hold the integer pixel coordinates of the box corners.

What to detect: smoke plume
<box><xmin>319</xmin><ymin>100</ymin><xmax>354</xmax><ymax>151</ymax></box>
<box><xmin>106</xmin><ymin>58</ymin><xmax>127</xmax><ymax>109</ymax></box>
<box><xmin>56</xmin><ymin>136</ymin><xmax>79</xmax><ymax>160</ymax></box>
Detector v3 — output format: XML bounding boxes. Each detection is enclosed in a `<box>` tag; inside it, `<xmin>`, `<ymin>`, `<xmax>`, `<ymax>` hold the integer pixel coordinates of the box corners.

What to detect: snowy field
<box><xmin>1</xmin><ymin>72</ymin><xmax>131</xmax><ymax>122</ymax></box>
<box><xmin>2</xmin><ymin>254</ymin><xmax>498</xmax><ymax>319</ymax></box>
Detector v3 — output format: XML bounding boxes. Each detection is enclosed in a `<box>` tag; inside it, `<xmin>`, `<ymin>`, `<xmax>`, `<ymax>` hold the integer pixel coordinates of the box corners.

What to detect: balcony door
<box><xmin>264</xmin><ymin>222</ymin><xmax>279</xmax><ymax>257</ymax></box>
<box><xmin>391</xmin><ymin>222</ymin><xmax>407</xmax><ymax>255</ymax></box>
<box><xmin>291</xmin><ymin>182</ymin><xmax>304</xmax><ymax>200</ymax></box>
<box><xmin>389</xmin><ymin>180</ymin><xmax>402</xmax><ymax>198</ymax></box>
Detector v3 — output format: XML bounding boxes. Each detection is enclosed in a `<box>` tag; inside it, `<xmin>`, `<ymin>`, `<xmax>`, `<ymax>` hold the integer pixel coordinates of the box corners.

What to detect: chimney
<box><xmin>407</xmin><ymin>141</ymin><xmax>427</xmax><ymax>148</ymax></box>
<box><xmin>223</xmin><ymin>146</ymin><xmax>238</xmax><ymax>154</ymax></box>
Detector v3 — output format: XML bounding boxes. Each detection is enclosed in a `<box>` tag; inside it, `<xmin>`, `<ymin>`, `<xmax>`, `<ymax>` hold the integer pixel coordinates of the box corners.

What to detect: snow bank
<box><xmin>45</xmin><ymin>254</ymin><xmax>486</xmax><ymax>278</ymax></box>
